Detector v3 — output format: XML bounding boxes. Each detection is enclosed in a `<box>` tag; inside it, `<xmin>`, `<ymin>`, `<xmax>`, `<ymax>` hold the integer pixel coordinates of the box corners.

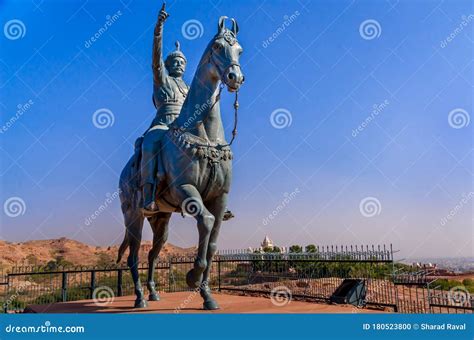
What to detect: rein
<box><xmin>204</xmin><ymin>82</ymin><xmax>239</xmax><ymax>147</ymax></box>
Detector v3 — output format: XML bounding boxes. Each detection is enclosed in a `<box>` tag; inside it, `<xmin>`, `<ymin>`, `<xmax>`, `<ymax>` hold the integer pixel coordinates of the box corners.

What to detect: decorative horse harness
<box><xmin>170</xmin><ymin>31</ymin><xmax>241</xmax><ymax>167</ymax></box>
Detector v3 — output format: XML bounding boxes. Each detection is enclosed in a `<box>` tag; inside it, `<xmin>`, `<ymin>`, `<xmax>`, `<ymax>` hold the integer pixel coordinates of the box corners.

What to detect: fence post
<box><xmin>218</xmin><ymin>258</ymin><xmax>221</xmax><ymax>292</ymax></box>
<box><xmin>61</xmin><ymin>272</ymin><xmax>68</xmax><ymax>302</ymax></box>
<box><xmin>90</xmin><ymin>271</ymin><xmax>96</xmax><ymax>299</ymax></box>
<box><xmin>117</xmin><ymin>269</ymin><xmax>123</xmax><ymax>297</ymax></box>
<box><xmin>168</xmin><ymin>258</ymin><xmax>172</xmax><ymax>293</ymax></box>
<box><xmin>3</xmin><ymin>274</ymin><xmax>10</xmax><ymax>313</ymax></box>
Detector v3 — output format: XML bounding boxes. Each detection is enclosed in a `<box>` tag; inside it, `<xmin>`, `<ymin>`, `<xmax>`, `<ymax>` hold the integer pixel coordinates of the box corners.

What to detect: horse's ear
<box><xmin>231</xmin><ymin>18</ymin><xmax>239</xmax><ymax>35</ymax></box>
<box><xmin>218</xmin><ymin>16</ymin><xmax>228</xmax><ymax>33</ymax></box>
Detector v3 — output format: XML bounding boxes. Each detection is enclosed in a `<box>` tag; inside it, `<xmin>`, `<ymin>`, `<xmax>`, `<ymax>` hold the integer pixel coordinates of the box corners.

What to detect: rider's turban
<box><xmin>166</xmin><ymin>41</ymin><xmax>187</xmax><ymax>65</ymax></box>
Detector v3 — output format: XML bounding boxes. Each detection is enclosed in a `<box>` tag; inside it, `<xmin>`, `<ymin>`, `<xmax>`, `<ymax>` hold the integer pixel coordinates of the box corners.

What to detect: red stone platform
<box><xmin>25</xmin><ymin>292</ymin><xmax>386</xmax><ymax>314</ymax></box>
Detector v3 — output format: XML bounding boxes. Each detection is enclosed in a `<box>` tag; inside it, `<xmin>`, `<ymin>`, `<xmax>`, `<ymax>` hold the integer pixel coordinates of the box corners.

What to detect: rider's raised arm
<box><xmin>152</xmin><ymin>4</ymin><xmax>169</xmax><ymax>85</ymax></box>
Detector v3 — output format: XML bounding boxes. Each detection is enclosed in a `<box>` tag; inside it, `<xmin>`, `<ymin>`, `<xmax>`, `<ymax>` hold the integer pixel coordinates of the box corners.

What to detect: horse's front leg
<box><xmin>200</xmin><ymin>193</ymin><xmax>228</xmax><ymax>310</ymax></box>
<box><xmin>176</xmin><ymin>184</ymin><xmax>214</xmax><ymax>289</ymax></box>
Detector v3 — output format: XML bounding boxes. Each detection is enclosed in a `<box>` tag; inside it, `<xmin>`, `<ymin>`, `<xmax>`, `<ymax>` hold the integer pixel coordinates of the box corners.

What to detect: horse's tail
<box><xmin>116</xmin><ymin>230</ymin><xmax>129</xmax><ymax>263</ymax></box>
<box><xmin>116</xmin><ymin>136</ymin><xmax>143</xmax><ymax>264</ymax></box>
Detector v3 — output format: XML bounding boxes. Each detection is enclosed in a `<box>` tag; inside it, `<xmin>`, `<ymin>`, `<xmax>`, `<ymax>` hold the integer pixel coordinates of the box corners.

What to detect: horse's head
<box><xmin>208</xmin><ymin>16</ymin><xmax>244</xmax><ymax>92</ymax></box>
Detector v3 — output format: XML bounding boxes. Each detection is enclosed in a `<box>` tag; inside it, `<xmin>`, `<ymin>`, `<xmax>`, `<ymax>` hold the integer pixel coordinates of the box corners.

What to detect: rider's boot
<box><xmin>142</xmin><ymin>183</ymin><xmax>158</xmax><ymax>216</ymax></box>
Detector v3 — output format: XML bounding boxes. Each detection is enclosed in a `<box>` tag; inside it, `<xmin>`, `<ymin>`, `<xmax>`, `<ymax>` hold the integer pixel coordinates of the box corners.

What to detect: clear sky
<box><xmin>1</xmin><ymin>0</ymin><xmax>472</xmax><ymax>259</ymax></box>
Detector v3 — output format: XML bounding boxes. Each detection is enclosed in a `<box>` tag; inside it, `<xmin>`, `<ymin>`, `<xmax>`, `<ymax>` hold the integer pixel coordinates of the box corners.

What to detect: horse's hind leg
<box><xmin>146</xmin><ymin>212</ymin><xmax>171</xmax><ymax>301</ymax></box>
<box><xmin>124</xmin><ymin>209</ymin><xmax>147</xmax><ymax>308</ymax></box>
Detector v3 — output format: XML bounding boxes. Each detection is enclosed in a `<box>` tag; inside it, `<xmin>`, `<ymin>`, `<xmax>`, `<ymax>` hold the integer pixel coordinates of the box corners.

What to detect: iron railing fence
<box><xmin>0</xmin><ymin>245</ymin><xmax>472</xmax><ymax>314</ymax></box>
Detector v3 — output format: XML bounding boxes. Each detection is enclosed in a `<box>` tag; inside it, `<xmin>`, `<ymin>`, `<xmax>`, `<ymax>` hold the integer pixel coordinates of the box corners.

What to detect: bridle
<box><xmin>173</xmin><ymin>35</ymin><xmax>242</xmax><ymax>148</ymax></box>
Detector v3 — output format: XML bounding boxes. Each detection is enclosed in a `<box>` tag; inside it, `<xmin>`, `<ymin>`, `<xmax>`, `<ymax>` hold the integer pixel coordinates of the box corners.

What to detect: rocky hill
<box><xmin>0</xmin><ymin>237</ymin><xmax>195</xmax><ymax>269</ymax></box>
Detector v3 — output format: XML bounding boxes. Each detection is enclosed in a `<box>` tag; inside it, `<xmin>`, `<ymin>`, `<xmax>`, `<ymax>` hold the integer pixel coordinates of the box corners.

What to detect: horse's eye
<box><xmin>213</xmin><ymin>43</ymin><xmax>222</xmax><ymax>51</ymax></box>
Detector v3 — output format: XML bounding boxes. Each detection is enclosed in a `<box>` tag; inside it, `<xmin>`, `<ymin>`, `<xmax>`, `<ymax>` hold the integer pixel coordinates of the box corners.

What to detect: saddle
<box><xmin>131</xmin><ymin>133</ymin><xmax>235</xmax><ymax>219</ymax></box>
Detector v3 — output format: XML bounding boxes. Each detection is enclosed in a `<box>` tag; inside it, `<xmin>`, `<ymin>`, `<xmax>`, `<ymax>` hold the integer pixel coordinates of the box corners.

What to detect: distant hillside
<box><xmin>0</xmin><ymin>238</ymin><xmax>196</xmax><ymax>269</ymax></box>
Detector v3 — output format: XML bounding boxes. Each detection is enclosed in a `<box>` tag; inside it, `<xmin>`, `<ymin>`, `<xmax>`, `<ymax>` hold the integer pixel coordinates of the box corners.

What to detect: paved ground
<box><xmin>25</xmin><ymin>292</ymin><xmax>386</xmax><ymax>314</ymax></box>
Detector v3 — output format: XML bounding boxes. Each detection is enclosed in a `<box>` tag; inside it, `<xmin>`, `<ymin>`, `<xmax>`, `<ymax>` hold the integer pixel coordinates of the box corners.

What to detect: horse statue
<box><xmin>116</xmin><ymin>16</ymin><xmax>244</xmax><ymax>310</ymax></box>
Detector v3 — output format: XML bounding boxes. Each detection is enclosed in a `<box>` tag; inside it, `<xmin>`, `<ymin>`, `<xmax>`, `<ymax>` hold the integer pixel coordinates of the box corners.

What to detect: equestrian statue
<box><xmin>117</xmin><ymin>3</ymin><xmax>244</xmax><ymax>310</ymax></box>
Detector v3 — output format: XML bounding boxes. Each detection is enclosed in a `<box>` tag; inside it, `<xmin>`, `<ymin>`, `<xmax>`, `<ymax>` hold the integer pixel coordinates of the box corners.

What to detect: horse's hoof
<box><xmin>186</xmin><ymin>269</ymin><xmax>202</xmax><ymax>289</ymax></box>
<box><xmin>149</xmin><ymin>293</ymin><xmax>160</xmax><ymax>301</ymax></box>
<box><xmin>134</xmin><ymin>299</ymin><xmax>148</xmax><ymax>308</ymax></box>
<box><xmin>203</xmin><ymin>300</ymin><xmax>220</xmax><ymax>310</ymax></box>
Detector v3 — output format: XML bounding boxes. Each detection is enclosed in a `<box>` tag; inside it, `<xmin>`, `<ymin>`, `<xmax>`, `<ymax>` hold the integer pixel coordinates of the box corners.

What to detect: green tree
<box><xmin>289</xmin><ymin>245</ymin><xmax>303</xmax><ymax>253</ymax></box>
<box><xmin>305</xmin><ymin>244</ymin><xmax>317</xmax><ymax>253</ymax></box>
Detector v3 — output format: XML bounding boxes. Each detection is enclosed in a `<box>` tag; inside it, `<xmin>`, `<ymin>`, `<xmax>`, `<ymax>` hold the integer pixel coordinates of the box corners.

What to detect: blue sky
<box><xmin>0</xmin><ymin>0</ymin><xmax>472</xmax><ymax>258</ymax></box>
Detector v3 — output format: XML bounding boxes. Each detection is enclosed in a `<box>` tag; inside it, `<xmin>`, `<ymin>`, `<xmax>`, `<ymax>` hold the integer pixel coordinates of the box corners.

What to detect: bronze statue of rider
<box><xmin>141</xmin><ymin>4</ymin><xmax>188</xmax><ymax>215</ymax></box>
<box><xmin>140</xmin><ymin>4</ymin><xmax>234</xmax><ymax>220</ymax></box>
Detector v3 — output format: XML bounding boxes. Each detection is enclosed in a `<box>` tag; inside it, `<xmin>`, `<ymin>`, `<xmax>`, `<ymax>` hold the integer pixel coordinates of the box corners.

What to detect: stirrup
<box><xmin>223</xmin><ymin>210</ymin><xmax>234</xmax><ymax>221</ymax></box>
